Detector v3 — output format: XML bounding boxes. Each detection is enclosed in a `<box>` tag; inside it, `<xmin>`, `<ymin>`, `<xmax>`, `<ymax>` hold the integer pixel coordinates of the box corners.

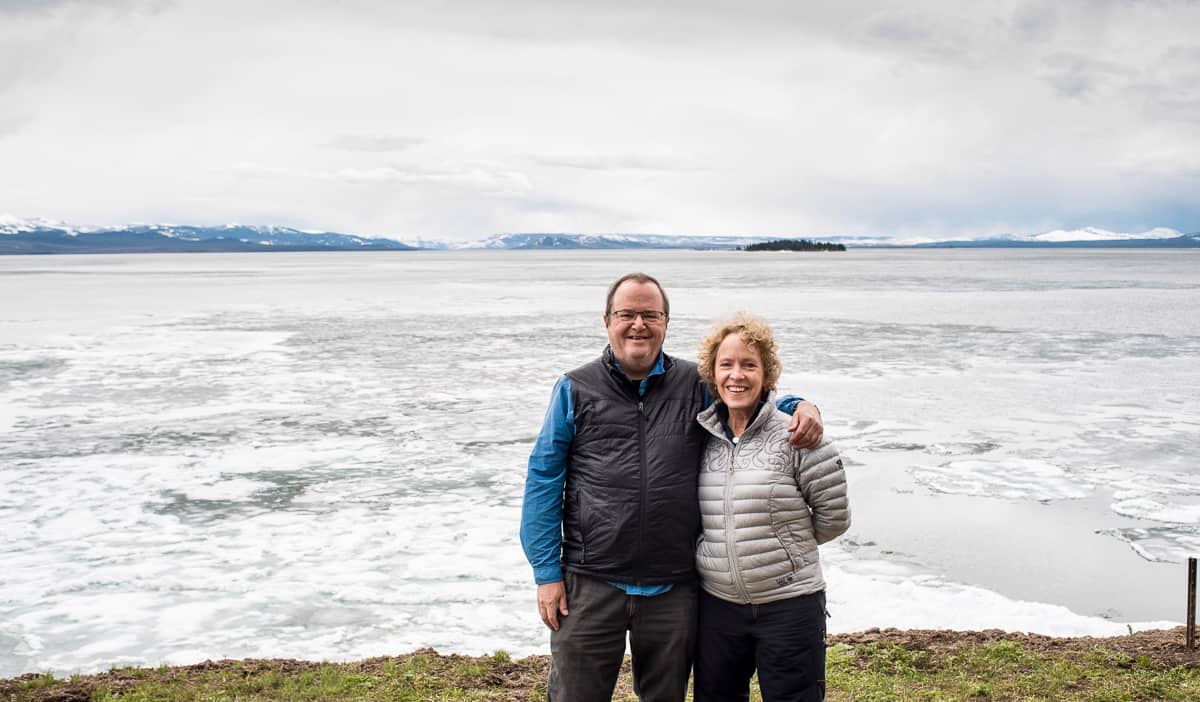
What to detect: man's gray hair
<box><xmin>604</xmin><ymin>272</ymin><xmax>670</xmax><ymax>318</ymax></box>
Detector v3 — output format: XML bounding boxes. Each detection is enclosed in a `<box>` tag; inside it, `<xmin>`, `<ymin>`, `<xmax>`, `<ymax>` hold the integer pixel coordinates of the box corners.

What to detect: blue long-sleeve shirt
<box><xmin>518</xmin><ymin>348</ymin><xmax>804</xmax><ymax>594</ymax></box>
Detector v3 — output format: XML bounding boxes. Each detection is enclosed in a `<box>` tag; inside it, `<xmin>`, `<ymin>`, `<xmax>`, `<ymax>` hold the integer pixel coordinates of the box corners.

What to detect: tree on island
<box><xmin>740</xmin><ymin>239</ymin><xmax>846</xmax><ymax>252</ymax></box>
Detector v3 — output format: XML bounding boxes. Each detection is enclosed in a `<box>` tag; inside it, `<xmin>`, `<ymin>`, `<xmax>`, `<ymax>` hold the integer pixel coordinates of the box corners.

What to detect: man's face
<box><xmin>605</xmin><ymin>281</ymin><xmax>668</xmax><ymax>380</ymax></box>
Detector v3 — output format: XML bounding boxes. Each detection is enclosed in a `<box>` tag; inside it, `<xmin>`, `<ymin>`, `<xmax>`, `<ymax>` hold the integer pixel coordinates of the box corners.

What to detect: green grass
<box><xmin>821</xmin><ymin>640</ymin><xmax>1199</xmax><ymax>702</ymax></box>
<box><xmin>3</xmin><ymin>634</ymin><xmax>1197</xmax><ymax>702</ymax></box>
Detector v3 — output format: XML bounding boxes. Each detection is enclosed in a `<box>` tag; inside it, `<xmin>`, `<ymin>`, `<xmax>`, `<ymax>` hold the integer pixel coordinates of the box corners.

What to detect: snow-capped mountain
<box><xmin>0</xmin><ymin>214</ymin><xmax>75</xmax><ymax>234</ymax></box>
<box><xmin>898</xmin><ymin>227</ymin><xmax>1199</xmax><ymax>249</ymax></box>
<box><xmin>1011</xmin><ymin>227</ymin><xmax>1186</xmax><ymax>243</ymax></box>
<box><xmin>0</xmin><ymin>217</ymin><xmax>415</xmax><ymax>253</ymax></box>
<box><xmin>450</xmin><ymin>232</ymin><xmax>764</xmax><ymax>250</ymax></box>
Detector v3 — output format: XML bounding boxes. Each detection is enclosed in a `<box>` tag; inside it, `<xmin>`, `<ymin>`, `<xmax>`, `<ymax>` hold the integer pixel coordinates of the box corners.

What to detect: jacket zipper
<box><xmin>577</xmin><ymin>489</ymin><xmax>585</xmax><ymax>564</ymax></box>
<box><xmin>725</xmin><ymin>437</ymin><xmax>752</xmax><ymax>602</ymax></box>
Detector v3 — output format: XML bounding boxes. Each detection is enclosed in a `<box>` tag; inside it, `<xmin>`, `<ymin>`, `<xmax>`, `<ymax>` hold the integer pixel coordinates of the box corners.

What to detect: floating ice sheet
<box><xmin>1100</xmin><ymin>526</ymin><xmax>1200</xmax><ymax>564</ymax></box>
<box><xmin>909</xmin><ymin>459</ymin><xmax>1093</xmax><ymax>501</ymax></box>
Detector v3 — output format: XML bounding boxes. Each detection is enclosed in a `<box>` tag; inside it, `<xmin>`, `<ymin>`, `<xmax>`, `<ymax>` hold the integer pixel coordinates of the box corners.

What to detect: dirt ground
<box><xmin>827</xmin><ymin>626</ymin><xmax>1200</xmax><ymax>668</ymax></box>
<box><xmin>3</xmin><ymin>627</ymin><xmax>1197</xmax><ymax>702</ymax></box>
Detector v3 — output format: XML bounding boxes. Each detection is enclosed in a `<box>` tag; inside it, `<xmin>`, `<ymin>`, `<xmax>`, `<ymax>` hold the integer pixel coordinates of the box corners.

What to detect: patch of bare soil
<box><xmin>829</xmin><ymin>626</ymin><xmax>1200</xmax><ymax>668</ymax></box>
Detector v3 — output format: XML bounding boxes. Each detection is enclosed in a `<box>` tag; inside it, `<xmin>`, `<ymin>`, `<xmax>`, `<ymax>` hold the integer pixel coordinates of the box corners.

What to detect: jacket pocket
<box><xmin>769</xmin><ymin>484</ymin><xmax>811</xmax><ymax>572</ymax></box>
<box><xmin>775</xmin><ymin>530</ymin><xmax>802</xmax><ymax>572</ymax></box>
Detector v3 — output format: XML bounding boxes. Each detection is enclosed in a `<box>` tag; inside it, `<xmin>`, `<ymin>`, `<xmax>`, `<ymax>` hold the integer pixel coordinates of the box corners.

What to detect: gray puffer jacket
<box><xmin>695</xmin><ymin>393</ymin><xmax>850</xmax><ymax>604</ymax></box>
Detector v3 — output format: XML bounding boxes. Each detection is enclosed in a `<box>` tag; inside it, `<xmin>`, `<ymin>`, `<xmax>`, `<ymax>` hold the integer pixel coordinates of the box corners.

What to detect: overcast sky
<box><xmin>1</xmin><ymin>0</ymin><xmax>1198</xmax><ymax>240</ymax></box>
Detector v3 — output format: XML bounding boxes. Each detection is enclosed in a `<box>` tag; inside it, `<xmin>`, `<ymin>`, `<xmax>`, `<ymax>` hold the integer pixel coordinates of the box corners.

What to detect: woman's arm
<box><xmin>796</xmin><ymin>439</ymin><xmax>850</xmax><ymax>544</ymax></box>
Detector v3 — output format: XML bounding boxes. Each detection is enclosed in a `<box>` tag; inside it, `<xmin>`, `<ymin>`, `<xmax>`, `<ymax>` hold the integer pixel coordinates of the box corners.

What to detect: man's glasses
<box><xmin>609</xmin><ymin>309</ymin><xmax>668</xmax><ymax>324</ymax></box>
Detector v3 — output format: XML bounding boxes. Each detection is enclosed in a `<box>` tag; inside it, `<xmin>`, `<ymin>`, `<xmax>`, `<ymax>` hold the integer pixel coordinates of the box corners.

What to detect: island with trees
<box><xmin>741</xmin><ymin>238</ymin><xmax>846</xmax><ymax>252</ymax></box>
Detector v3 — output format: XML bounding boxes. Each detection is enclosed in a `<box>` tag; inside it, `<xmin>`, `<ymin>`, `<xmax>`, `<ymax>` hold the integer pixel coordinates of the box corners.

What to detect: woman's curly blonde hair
<box><xmin>697</xmin><ymin>311</ymin><xmax>781</xmax><ymax>400</ymax></box>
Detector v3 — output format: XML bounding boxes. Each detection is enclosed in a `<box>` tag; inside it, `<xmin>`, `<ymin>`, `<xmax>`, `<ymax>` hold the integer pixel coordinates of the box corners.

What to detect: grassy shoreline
<box><xmin>4</xmin><ymin>628</ymin><xmax>1198</xmax><ymax>701</ymax></box>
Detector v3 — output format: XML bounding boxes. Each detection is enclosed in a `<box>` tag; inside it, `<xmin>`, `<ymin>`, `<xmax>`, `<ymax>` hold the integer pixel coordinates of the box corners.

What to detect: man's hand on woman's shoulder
<box><xmin>787</xmin><ymin>401</ymin><xmax>823</xmax><ymax>448</ymax></box>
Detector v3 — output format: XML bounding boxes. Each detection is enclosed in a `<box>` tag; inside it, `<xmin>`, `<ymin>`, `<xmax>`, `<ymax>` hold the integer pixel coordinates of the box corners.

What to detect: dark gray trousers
<box><xmin>547</xmin><ymin>571</ymin><xmax>697</xmax><ymax>702</ymax></box>
<box><xmin>693</xmin><ymin>589</ymin><xmax>827</xmax><ymax>702</ymax></box>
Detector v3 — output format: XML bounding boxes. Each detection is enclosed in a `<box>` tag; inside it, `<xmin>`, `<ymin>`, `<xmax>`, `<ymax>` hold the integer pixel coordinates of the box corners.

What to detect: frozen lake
<box><xmin>1</xmin><ymin>248</ymin><xmax>1197</xmax><ymax>677</ymax></box>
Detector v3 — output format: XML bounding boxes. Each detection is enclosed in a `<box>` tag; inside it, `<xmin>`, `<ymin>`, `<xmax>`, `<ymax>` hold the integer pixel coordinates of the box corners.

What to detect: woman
<box><xmin>693</xmin><ymin>312</ymin><xmax>850</xmax><ymax>702</ymax></box>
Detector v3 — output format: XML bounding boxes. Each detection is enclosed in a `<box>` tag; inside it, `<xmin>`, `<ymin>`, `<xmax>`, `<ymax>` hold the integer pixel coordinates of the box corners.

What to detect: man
<box><xmin>520</xmin><ymin>272</ymin><xmax>824</xmax><ymax>702</ymax></box>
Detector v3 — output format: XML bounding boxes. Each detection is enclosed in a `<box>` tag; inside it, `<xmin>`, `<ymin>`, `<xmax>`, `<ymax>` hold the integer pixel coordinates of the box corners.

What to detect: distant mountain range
<box><xmin>0</xmin><ymin>218</ymin><xmax>415</xmax><ymax>254</ymax></box>
<box><xmin>432</xmin><ymin>232</ymin><xmax>769</xmax><ymax>250</ymax></box>
<box><xmin>891</xmin><ymin>227</ymin><xmax>1200</xmax><ymax>249</ymax></box>
<box><xmin>1</xmin><ymin>216</ymin><xmax>1197</xmax><ymax>254</ymax></box>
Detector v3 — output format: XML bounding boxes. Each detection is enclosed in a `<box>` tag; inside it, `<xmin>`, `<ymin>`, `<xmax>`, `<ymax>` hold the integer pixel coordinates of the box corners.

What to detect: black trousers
<box><xmin>547</xmin><ymin>572</ymin><xmax>697</xmax><ymax>702</ymax></box>
<box><xmin>693</xmin><ymin>589</ymin><xmax>827</xmax><ymax>702</ymax></box>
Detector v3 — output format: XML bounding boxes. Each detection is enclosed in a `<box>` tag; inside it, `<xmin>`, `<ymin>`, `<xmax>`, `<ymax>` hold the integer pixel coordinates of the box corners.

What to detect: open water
<box><xmin>1</xmin><ymin>248</ymin><xmax>1197</xmax><ymax>677</ymax></box>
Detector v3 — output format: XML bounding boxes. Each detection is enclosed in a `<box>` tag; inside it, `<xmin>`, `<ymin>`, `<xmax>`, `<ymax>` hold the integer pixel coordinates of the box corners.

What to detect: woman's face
<box><xmin>714</xmin><ymin>332</ymin><xmax>764</xmax><ymax>413</ymax></box>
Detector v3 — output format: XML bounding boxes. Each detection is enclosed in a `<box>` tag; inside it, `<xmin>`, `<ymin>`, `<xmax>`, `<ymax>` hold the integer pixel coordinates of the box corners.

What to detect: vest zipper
<box><xmin>637</xmin><ymin>398</ymin><xmax>647</xmax><ymax>585</ymax></box>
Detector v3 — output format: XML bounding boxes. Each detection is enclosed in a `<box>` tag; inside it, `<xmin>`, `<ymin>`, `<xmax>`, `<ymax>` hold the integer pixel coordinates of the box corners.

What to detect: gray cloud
<box><xmin>1039</xmin><ymin>53</ymin><xmax>1128</xmax><ymax>98</ymax></box>
<box><xmin>0</xmin><ymin>0</ymin><xmax>69</xmax><ymax>12</ymax></box>
<box><xmin>0</xmin><ymin>52</ymin><xmax>58</xmax><ymax>94</ymax></box>
<box><xmin>0</xmin><ymin>109</ymin><xmax>30</xmax><ymax>138</ymax></box>
<box><xmin>1037</xmin><ymin>43</ymin><xmax>1200</xmax><ymax>118</ymax></box>
<box><xmin>233</xmin><ymin>162</ymin><xmax>533</xmax><ymax>196</ymax></box>
<box><xmin>333</xmin><ymin>166</ymin><xmax>532</xmax><ymax>194</ymax></box>
<box><xmin>0</xmin><ymin>0</ymin><xmax>171</xmax><ymax>94</ymax></box>
<box><xmin>276</xmin><ymin>0</ymin><xmax>852</xmax><ymax>51</ymax></box>
<box><xmin>849</xmin><ymin>10</ymin><xmax>980</xmax><ymax>65</ymax></box>
<box><xmin>1134</xmin><ymin>45</ymin><xmax>1200</xmax><ymax>116</ymax></box>
<box><xmin>323</xmin><ymin>134</ymin><xmax>424</xmax><ymax>152</ymax></box>
<box><xmin>534</xmin><ymin>153</ymin><xmax>700</xmax><ymax>172</ymax></box>
<box><xmin>1010</xmin><ymin>3</ymin><xmax>1059</xmax><ymax>42</ymax></box>
<box><xmin>0</xmin><ymin>0</ymin><xmax>168</xmax><ymax>13</ymax></box>
<box><xmin>513</xmin><ymin>192</ymin><xmax>640</xmax><ymax>222</ymax></box>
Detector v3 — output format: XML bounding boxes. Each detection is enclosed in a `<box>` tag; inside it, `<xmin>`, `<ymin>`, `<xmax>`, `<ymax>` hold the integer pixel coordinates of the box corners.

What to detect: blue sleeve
<box><xmin>519</xmin><ymin>375</ymin><xmax>574</xmax><ymax>585</ymax></box>
<box><xmin>775</xmin><ymin>394</ymin><xmax>806</xmax><ymax>415</ymax></box>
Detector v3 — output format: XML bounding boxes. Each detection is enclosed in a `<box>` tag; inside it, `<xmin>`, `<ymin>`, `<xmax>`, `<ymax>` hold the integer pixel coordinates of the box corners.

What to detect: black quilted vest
<box><xmin>561</xmin><ymin>351</ymin><xmax>707</xmax><ymax>584</ymax></box>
